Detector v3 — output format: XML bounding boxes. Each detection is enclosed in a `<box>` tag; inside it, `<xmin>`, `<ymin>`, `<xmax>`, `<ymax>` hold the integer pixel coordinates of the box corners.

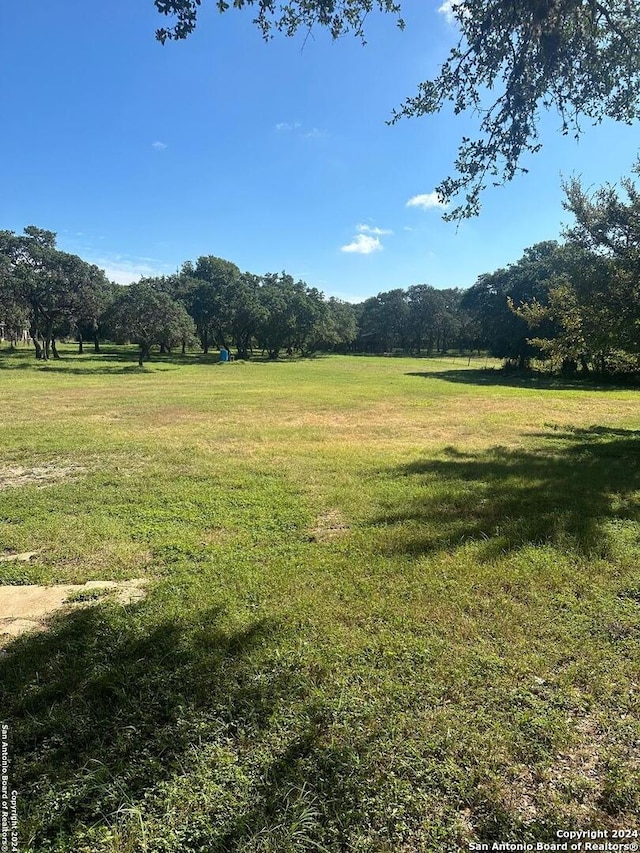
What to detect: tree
<box><xmin>286</xmin><ymin>285</ymin><xmax>329</xmax><ymax>355</ymax></box>
<box><xmin>0</xmin><ymin>253</ymin><xmax>28</xmax><ymax>346</ymax></box>
<box><xmin>227</xmin><ymin>273</ymin><xmax>268</xmax><ymax>359</ymax></box>
<box><xmin>255</xmin><ymin>273</ymin><xmax>307</xmax><ymax>359</ymax></box>
<box><xmin>563</xmin><ymin>161</ymin><xmax>640</xmax><ymax>268</ymax></box>
<box><xmin>406</xmin><ymin>285</ymin><xmax>444</xmax><ymax>354</ymax></box>
<box><xmin>76</xmin><ymin>278</ymin><xmax>121</xmax><ymax>354</ymax></box>
<box><xmin>357</xmin><ymin>289</ymin><xmax>410</xmax><ymax>353</ymax></box>
<box><xmin>180</xmin><ymin>256</ymin><xmax>241</xmax><ymax>353</ymax></box>
<box><xmin>107</xmin><ymin>279</ymin><xmax>196</xmax><ymax>365</ymax></box>
<box><xmin>435</xmin><ymin>288</ymin><xmax>468</xmax><ymax>353</ymax></box>
<box><xmin>313</xmin><ymin>297</ymin><xmax>358</xmax><ymax>352</ymax></box>
<box><xmin>462</xmin><ymin>241</ymin><xmax>566</xmax><ymax>367</ymax></box>
<box><xmin>563</xmin><ymin>165</ymin><xmax>640</xmax><ymax>363</ymax></box>
<box><xmin>154</xmin><ymin>0</ymin><xmax>640</xmax><ymax>217</ymax></box>
<box><xmin>0</xmin><ymin>227</ymin><xmax>112</xmax><ymax>360</ymax></box>
<box><xmin>512</xmin><ymin>166</ymin><xmax>640</xmax><ymax>373</ymax></box>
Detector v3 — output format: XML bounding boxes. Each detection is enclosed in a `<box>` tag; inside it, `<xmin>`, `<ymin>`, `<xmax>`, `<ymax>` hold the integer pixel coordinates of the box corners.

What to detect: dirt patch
<box><xmin>0</xmin><ymin>579</ymin><xmax>147</xmax><ymax>645</ymax></box>
<box><xmin>0</xmin><ymin>464</ymin><xmax>85</xmax><ymax>489</ymax></box>
<box><xmin>309</xmin><ymin>509</ymin><xmax>350</xmax><ymax>542</ymax></box>
<box><xmin>0</xmin><ymin>551</ymin><xmax>40</xmax><ymax>562</ymax></box>
<box><xmin>498</xmin><ymin>713</ymin><xmax>639</xmax><ymax>827</ymax></box>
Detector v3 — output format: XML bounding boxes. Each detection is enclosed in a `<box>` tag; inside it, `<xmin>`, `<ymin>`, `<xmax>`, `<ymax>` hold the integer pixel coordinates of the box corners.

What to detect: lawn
<box><xmin>1</xmin><ymin>345</ymin><xmax>639</xmax><ymax>852</ymax></box>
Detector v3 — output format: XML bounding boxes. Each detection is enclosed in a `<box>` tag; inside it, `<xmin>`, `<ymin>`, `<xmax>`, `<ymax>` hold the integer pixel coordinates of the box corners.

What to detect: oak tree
<box><xmin>154</xmin><ymin>0</ymin><xmax>640</xmax><ymax>217</ymax></box>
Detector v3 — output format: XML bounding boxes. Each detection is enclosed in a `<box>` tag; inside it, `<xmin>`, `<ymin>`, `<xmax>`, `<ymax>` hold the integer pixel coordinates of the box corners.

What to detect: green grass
<box><xmin>1</xmin><ymin>344</ymin><xmax>639</xmax><ymax>852</ymax></box>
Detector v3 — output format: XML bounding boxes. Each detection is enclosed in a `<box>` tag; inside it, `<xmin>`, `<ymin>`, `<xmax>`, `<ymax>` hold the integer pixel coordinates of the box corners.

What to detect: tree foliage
<box><xmin>513</xmin><ymin>164</ymin><xmax>640</xmax><ymax>371</ymax></box>
<box><xmin>4</xmin><ymin>197</ymin><xmax>639</xmax><ymax>374</ymax></box>
<box><xmin>153</xmin><ymin>0</ymin><xmax>640</xmax><ymax>217</ymax></box>
<box><xmin>463</xmin><ymin>241</ymin><xmax>579</xmax><ymax>367</ymax></box>
<box><xmin>179</xmin><ymin>256</ymin><xmax>242</xmax><ymax>353</ymax></box>
<box><xmin>0</xmin><ymin>227</ymin><xmax>111</xmax><ymax>359</ymax></box>
<box><xmin>107</xmin><ymin>279</ymin><xmax>196</xmax><ymax>365</ymax></box>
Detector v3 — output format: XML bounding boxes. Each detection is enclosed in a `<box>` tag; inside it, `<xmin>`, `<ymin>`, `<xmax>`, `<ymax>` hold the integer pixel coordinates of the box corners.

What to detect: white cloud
<box><xmin>87</xmin><ymin>255</ymin><xmax>171</xmax><ymax>285</ymax></box>
<box><xmin>438</xmin><ymin>0</ymin><xmax>455</xmax><ymax>23</ymax></box>
<box><xmin>274</xmin><ymin>122</ymin><xmax>325</xmax><ymax>138</ymax></box>
<box><xmin>340</xmin><ymin>234</ymin><xmax>383</xmax><ymax>255</ymax></box>
<box><xmin>356</xmin><ymin>223</ymin><xmax>393</xmax><ymax>236</ymax></box>
<box><xmin>406</xmin><ymin>191</ymin><xmax>447</xmax><ymax>210</ymax></box>
<box><xmin>326</xmin><ymin>289</ymin><xmax>361</xmax><ymax>303</ymax></box>
<box><xmin>152</xmin><ymin>141</ymin><xmax>167</xmax><ymax>150</ymax></box>
<box><xmin>438</xmin><ymin>0</ymin><xmax>469</xmax><ymax>25</ymax></box>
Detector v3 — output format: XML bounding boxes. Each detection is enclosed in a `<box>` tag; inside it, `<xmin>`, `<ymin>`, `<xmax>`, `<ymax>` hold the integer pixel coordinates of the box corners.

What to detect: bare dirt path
<box><xmin>0</xmin><ymin>579</ymin><xmax>147</xmax><ymax>644</ymax></box>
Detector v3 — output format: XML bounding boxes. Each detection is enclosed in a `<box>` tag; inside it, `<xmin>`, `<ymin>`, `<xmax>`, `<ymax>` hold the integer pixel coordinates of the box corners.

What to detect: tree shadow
<box><xmin>0</xmin><ymin>602</ymin><xmax>308</xmax><ymax>846</ymax></box>
<box><xmin>0</xmin><ymin>598</ymin><xmax>369</xmax><ymax>849</ymax></box>
<box><xmin>406</xmin><ymin>368</ymin><xmax>640</xmax><ymax>392</ymax></box>
<box><xmin>371</xmin><ymin>426</ymin><xmax>640</xmax><ymax>559</ymax></box>
<box><xmin>29</xmin><ymin>364</ymin><xmax>175</xmax><ymax>375</ymax></box>
<box><xmin>0</xmin><ymin>347</ymin><xmax>338</xmax><ymax>373</ymax></box>
<box><xmin>0</xmin><ymin>346</ymin><xmax>224</xmax><ymax>371</ymax></box>
<box><xmin>0</xmin><ymin>348</ymin><xmax>35</xmax><ymax>369</ymax></box>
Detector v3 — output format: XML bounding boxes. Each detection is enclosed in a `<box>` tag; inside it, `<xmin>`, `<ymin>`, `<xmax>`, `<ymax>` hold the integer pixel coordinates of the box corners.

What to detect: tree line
<box><xmin>0</xmin><ymin>230</ymin><xmax>359</xmax><ymax>366</ymax></box>
<box><xmin>1</xmin><ymin>167</ymin><xmax>639</xmax><ymax>374</ymax></box>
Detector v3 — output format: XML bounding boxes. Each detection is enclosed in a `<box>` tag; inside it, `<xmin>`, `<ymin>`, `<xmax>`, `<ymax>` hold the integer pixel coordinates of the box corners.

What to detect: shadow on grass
<box><xmin>31</xmin><ymin>364</ymin><xmax>176</xmax><ymax>375</ymax></box>
<box><xmin>0</xmin><ymin>347</ymin><xmax>220</xmax><ymax>374</ymax></box>
<box><xmin>372</xmin><ymin>426</ymin><xmax>640</xmax><ymax>559</ymax></box>
<box><xmin>406</xmin><ymin>368</ymin><xmax>640</xmax><ymax>392</ymax></box>
<box><xmin>0</xmin><ymin>600</ymin><xmax>367</xmax><ymax>850</ymax></box>
<box><xmin>0</xmin><ymin>347</ymin><xmax>335</xmax><ymax>374</ymax></box>
<box><xmin>1</xmin><ymin>605</ymin><xmax>271</xmax><ymax>841</ymax></box>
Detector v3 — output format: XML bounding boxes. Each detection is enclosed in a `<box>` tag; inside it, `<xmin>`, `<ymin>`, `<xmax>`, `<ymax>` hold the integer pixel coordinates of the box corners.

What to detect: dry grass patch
<box><xmin>0</xmin><ymin>463</ymin><xmax>85</xmax><ymax>489</ymax></box>
<box><xmin>308</xmin><ymin>508</ymin><xmax>350</xmax><ymax>542</ymax></box>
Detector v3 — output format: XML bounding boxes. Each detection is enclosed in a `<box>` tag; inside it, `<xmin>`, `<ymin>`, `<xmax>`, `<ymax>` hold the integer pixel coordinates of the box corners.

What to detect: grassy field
<box><xmin>1</xmin><ymin>345</ymin><xmax>639</xmax><ymax>852</ymax></box>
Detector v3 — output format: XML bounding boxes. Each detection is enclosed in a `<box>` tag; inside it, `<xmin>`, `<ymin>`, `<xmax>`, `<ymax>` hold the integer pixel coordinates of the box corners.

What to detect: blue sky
<box><xmin>1</xmin><ymin>0</ymin><xmax>638</xmax><ymax>301</ymax></box>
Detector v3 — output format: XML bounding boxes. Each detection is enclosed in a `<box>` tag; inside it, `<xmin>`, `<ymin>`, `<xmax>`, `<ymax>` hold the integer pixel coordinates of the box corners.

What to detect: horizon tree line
<box><xmin>2</xmin><ymin>165</ymin><xmax>640</xmax><ymax>374</ymax></box>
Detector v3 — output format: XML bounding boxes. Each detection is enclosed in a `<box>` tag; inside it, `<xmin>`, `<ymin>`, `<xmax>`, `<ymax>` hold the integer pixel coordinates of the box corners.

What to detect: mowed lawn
<box><xmin>1</xmin><ymin>346</ymin><xmax>639</xmax><ymax>853</ymax></box>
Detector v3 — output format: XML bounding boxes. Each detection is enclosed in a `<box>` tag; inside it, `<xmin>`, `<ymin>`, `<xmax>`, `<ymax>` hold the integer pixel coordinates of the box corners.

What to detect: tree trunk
<box><xmin>30</xmin><ymin>324</ymin><xmax>43</xmax><ymax>359</ymax></box>
<box><xmin>78</xmin><ymin>334</ymin><xmax>83</xmax><ymax>355</ymax></box>
<box><xmin>40</xmin><ymin>322</ymin><xmax>53</xmax><ymax>360</ymax></box>
<box><xmin>51</xmin><ymin>338</ymin><xmax>61</xmax><ymax>359</ymax></box>
<box><xmin>93</xmin><ymin>333</ymin><xmax>100</xmax><ymax>353</ymax></box>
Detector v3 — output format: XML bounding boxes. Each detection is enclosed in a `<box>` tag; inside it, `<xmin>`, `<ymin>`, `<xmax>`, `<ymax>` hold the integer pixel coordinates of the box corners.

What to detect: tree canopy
<box><xmin>153</xmin><ymin>0</ymin><xmax>640</xmax><ymax>218</ymax></box>
<box><xmin>107</xmin><ymin>279</ymin><xmax>196</xmax><ymax>365</ymax></box>
<box><xmin>4</xmin><ymin>161</ymin><xmax>640</xmax><ymax>374</ymax></box>
<box><xmin>0</xmin><ymin>227</ymin><xmax>111</xmax><ymax>359</ymax></box>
